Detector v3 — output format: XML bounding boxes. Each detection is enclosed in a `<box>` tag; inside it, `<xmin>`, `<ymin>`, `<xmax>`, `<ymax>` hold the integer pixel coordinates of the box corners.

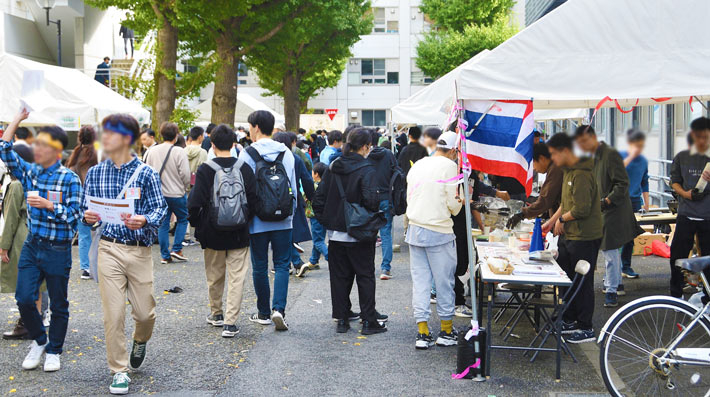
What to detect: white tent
<box><xmin>194</xmin><ymin>93</ymin><xmax>285</xmax><ymax>124</ymax></box>
<box><xmin>391</xmin><ymin>50</ymin><xmax>587</xmax><ymax>125</ymax></box>
<box><xmin>0</xmin><ymin>52</ymin><xmax>150</xmax><ymax>128</ymax></box>
<box><xmin>391</xmin><ymin>50</ymin><xmax>490</xmax><ymax>125</ymax></box>
<box><xmin>458</xmin><ymin>0</ymin><xmax>710</xmax><ymax>109</ymax></box>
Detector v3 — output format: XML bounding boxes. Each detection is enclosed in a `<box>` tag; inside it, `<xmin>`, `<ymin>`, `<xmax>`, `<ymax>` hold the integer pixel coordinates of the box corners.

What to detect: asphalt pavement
<box><xmin>0</xmin><ymin>218</ymin><xmax>671</xmax><ymax>396</ymax></box>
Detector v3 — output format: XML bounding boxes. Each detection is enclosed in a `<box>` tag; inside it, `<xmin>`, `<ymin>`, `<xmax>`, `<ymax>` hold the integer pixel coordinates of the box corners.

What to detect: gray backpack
<box><xmin>205</xmin><ymin>160</ymin><xmax>249</xmax><ymax>231</ymax></box>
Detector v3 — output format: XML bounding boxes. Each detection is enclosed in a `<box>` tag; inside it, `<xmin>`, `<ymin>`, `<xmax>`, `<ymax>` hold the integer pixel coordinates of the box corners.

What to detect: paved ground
<box><xmin>0</xmin><ymin>219</ymin><xmax>672</xmax><ymax>396</ymax></box>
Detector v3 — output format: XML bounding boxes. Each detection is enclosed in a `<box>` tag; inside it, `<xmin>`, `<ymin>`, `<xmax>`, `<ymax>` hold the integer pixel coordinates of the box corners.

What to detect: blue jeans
<box><xmin>603</xmin><ymin>249</ymin><xmax>622</xmax><ymax>293</ymax></box>
<box><xmin>159</xmin><ymin>195</ymin><xmax>188</xmax><ymax>259</ymax></box>
<box><xmin>309</xmin><ymin>218</ymin><xmax>328</xmax><ymax>264</ymax></box>
<box><xmin>379</xmin><ymin>200</ymin><xmax>393</xmax><ymax>271</ymax></box>
<box><xmin>15</xmin><ymin>235</ymin><xmax>72</xmax><ymax>354</ymax></box>
<box><xmin>291</xmin><ymin>245</ymin><xmax>304</xmax><ymax>268</ymax></box>
<box><xmin>250</xmin><ymin>229</ymin><xmax>292</xmax><ymax>316</ymax></box>
<box><xmin>77</xmin><ymin>222</ymin><xmax>92</xmax><ymax>271</ymax></box>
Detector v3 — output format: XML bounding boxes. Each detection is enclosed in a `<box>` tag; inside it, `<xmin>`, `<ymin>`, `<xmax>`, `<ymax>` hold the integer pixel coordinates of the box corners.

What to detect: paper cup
<box><xmin>27</xmin><ymin>191</ymin><xmax>39</xmax><ymax>197</ymax></box>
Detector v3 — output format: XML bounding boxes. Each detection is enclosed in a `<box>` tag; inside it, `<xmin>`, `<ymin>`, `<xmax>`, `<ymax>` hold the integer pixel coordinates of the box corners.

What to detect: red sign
<box><xmin>325</xmin><ymin>108</ymin><xmax>338</xmax><ymax>121</ymax></box>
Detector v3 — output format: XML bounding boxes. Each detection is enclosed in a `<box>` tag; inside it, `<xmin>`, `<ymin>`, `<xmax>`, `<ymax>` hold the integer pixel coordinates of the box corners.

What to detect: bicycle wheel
<box><xmin>600</xmin><ymin>297</ymin><xmax>710</xmax><ymax>397</ymax></box>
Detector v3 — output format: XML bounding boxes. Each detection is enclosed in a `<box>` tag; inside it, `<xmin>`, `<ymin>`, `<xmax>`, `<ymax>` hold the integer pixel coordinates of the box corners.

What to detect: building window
<box><xmin>362</xmin><ymin>110</ymin><xmax>387</xmax><ymax>127</ymax></box>
<box><xmin>237</xmin><ymin>62</ymin><xmax>248</xmax><ymax>77</ymax></box>
<box><xmin>350</xmin><ymin>58</ymin><xmax>399</xmax><ymax>85</ymax></box>
<box><xmin>238</xmin><ymin>80</ymin><xmax>247</xmax><ymax>85</ymax></box>
<box><xmin>372</xmin><ymin>7</ymin><xmax>398</xmax><ymax>33</ymax></box>
<box><xmin>411</xmin><ymin>60</ymin><xmax>434</xmax><ymax>85</ymax></box>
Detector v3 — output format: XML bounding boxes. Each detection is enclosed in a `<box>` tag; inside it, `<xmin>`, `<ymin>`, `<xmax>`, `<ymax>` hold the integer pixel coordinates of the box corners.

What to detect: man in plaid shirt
<box><xmin>82</xmin><ymin>114</ymin><xmax>166</xmax><ymax>395</ymax></box>
<box><xmin>0</xmin><ymin>109</ymin><xmax>82</xmax><ymax>373</ymax></box>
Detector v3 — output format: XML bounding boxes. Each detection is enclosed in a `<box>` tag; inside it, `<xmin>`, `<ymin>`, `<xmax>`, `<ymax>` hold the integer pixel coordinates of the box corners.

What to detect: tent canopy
<box><xmin>0</xmin><ymin>52</ymin><xmax>150</xmax><ymax>128</ymax></box>
<box><xmin>194</xmin><ymin>93</ymin><xmax>285</xmax><ymax>124</ymax></box>
<box><xmin>458</xmin><ymin>0</ymin><xmax>710</xmax><ymax>109</ymax></box>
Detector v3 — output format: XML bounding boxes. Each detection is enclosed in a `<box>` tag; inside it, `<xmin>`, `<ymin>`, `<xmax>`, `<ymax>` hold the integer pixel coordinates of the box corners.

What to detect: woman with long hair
<box><xmin>312</xmin><ymin>128</ymin><xmax>387</xmax><ymax>335</ymax></box>
<box><xmin>66</xmin><ymin>125</ymin><xmax>98</xmax><ymax>279</ymax></box>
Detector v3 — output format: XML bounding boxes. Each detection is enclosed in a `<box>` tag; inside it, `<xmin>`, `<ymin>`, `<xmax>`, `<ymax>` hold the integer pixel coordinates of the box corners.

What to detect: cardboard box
<box><xmin>633</xmin><ymin>233</ymin><xmax>668</xmax><ymax>256</ymax></box>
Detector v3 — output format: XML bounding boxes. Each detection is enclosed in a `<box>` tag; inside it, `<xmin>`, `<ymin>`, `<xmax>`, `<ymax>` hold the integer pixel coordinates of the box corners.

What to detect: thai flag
<box><xmin>463</xmin><ymin>100</ymin><xmax>535</xmax><ymax>196</ymax></box>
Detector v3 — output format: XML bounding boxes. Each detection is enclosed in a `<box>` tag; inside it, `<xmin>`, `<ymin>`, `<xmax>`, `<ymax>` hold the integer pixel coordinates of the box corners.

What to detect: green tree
<box><xmin>246</xmin><ymin>1</ymin><xmax>371</xmax><ymax>130</ymax></box>
<box><xmin>415</xmin><ymin>0</ymin><xmax>516</xmax><ymax>79</ymax></box>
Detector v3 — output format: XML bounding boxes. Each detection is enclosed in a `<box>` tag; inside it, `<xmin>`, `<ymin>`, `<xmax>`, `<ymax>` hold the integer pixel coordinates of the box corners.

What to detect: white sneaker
<box><xmin>44</xmin><ymin>353</ymin><xmax>61</xmax><ymax>372</ymax></box>
<box><xmin>22</xmin><ymin>340</ymin><xmax>47</xmax><ymax>370</ymax></box>
<box><xmin>454</xmin><ymin>305</ymin><xmax>473</xmax><ymax>318</ymax></box>
<box><xmin>43</xmin><ymin>310</ymin><xmax>51</xmax><ymax>328</ymax></box>
<box><xmin>271</xmin><ymin>310</ymin><xmax>289</xmax><ymax>331</ymax></box>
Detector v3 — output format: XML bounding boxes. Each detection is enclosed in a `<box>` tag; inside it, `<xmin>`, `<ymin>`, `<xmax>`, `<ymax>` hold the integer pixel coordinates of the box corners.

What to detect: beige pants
<box><xmin>97</xmin><ymin>240</ymin><xmax>156</xmax><ymax>373</ymax></box>
<box><xmin>204</xmin><ymin>247</ymin><xmax>250</xmax><ymax>325</ymax></box>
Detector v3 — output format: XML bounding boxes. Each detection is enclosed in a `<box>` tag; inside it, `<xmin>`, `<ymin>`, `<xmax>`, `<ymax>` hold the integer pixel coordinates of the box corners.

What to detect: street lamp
<box><xmin>36</xmin><ymin>0</ymin><xmax>62</xmax><ymax>66</ymax></box>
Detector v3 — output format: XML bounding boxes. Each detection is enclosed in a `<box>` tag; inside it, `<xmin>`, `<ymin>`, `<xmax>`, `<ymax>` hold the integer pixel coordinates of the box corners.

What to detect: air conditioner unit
<box><xmin>350</xmin><ymin>112</ymin><xmax>358</xmax><ymax>119</ymax></box>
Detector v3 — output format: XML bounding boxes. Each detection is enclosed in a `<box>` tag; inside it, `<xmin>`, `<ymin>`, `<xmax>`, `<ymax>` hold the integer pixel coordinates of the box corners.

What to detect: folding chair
<box><xmin>494</xmin><ymin>283</ymin><xmax>538</xmax><ymax>341</ymax></box>
<box><xmin>525</xmin><ymin>260</ymin><xmax>591</xmax><ymax>363</ymax></box>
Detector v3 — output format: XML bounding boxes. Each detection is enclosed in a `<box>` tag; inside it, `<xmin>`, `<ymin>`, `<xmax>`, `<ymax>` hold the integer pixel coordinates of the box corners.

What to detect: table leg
<box><xmin>555</xmin><ymin>286</ymin><xmax>561</xmax><ymax>381</ymax></box>
<box><xmin>486</xmin><ymin>281</ymin><xmax>493</xmax><ymax>378</ymax></box>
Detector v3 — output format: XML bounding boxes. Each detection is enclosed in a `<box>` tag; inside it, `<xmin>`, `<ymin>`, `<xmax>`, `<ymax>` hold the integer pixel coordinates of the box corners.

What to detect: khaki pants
<box><xmin>97</xmin><ymin>240</ymin><xmax>156</xmax><ymax>373</ymax></box>
<box><xmin>204</xmin><ymin>247</ymin><xmax>250</xmax><ymax>325</ymax></box>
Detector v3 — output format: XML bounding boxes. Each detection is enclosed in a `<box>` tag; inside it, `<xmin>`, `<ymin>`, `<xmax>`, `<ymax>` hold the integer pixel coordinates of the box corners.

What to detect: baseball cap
<box><xmin>437</xmin><ymin>130</ymin><xmax>459</xmax><ymax>150</ymax></box>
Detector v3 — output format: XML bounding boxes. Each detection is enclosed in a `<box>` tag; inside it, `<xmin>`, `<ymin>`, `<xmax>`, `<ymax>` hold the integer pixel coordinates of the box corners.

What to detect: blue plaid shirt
<box><xmin>81</xmin><ymin>156</ymin><xmax>167</xmax><ymax>245</ymax></box>
<box><xmin>0</xmin><ymin>141</ymin><xmax>82</xmax><ymax>242</ymax></box>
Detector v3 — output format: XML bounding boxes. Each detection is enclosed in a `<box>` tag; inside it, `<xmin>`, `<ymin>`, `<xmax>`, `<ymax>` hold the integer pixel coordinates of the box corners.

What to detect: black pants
<box><xmin>453</xmin><ymin>233</ymin><xmax>469</xmax><ymax>306</ymax></box>
<box><xmin>557</xmin><ymin>237</ymin><xmax>600</xmax><ymax>330</ymax></box>
<box><xmin>669</xmin><ymin>215</ymin><xmax>710</xmax><ymax>298</ymax></box>
<box><xmin>328</xmin><ymin>240</ymin><xmax>377</xmax><ymax>322</ymax></box>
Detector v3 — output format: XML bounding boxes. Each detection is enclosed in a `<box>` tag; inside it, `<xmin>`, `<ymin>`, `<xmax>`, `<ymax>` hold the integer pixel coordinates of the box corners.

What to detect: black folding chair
<box><xmin>524</xmin><ymin>259</ymin><xmax>591</xmax><ymax>363</ymax></box>
<box><xmin>494</xmin><ymin>283</ymin><xmax>538</xmax><ymax>341</ymax></box>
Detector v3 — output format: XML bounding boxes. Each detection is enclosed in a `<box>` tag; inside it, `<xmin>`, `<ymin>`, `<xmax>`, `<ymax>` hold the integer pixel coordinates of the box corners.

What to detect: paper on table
<box><xmin>86</xmin><ymin>195</ymin><xmax>134</xmax><ymax>225</ymax></box>
<box><xmin>512</xmin><ymin>264</ymin><xmax>561</xmax><ymax>277</ymax></box>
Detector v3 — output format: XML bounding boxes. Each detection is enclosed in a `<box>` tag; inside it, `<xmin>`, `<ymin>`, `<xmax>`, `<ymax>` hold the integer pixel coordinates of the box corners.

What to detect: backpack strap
<box><xmin>246</xmin><ymin>146</ymin><xmax>264</xmax><ymax>167</ymax></box>
<box><xmin>158</xmin><ymin>146</ymin><xmax>175</xmax><ymax>178</ymax></box>
<box><xmin>205</xmin><ymin>160</ymin><xmax>222</xmax><ymax>173</ymax></box>
<box><xmin>275</xmin><ymin>150</ymin><xmax>286</xmax><ymax>163</ymax></box>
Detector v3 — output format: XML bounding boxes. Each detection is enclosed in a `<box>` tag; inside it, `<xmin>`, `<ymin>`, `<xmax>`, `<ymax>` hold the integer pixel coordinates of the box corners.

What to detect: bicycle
<box><xmin>597</xmin><ymin>255</ymin><xmax>710</xmax><ymax>396</ymax></box>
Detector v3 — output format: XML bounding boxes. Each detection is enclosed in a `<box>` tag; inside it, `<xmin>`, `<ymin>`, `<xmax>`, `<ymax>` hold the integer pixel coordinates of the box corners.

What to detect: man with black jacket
<box><xmin>313</xmin><ymin>128</ymin><xmax>387</xmax><ymax>335</ymax></box>
<box><xmin>187</xmin><ymin>125</ymin><xmax>258</xmax><ymax>338</ymax></box>
<box><xmin>368</xmin><ymin>142</ymin><xmax>398</xmax><ymax>280</ymax></box>
<box><xmin>397</xmin><ymin>126</ymin><xmax>428</xmax><ymax>235</ymax></box>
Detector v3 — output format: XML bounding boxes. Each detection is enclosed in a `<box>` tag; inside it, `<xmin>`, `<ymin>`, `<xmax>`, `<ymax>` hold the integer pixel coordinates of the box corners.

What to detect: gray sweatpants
<box><xmin>409</xmin><ymin>241</ymin><xmax>457</xmax><ymax>323</ymax></box>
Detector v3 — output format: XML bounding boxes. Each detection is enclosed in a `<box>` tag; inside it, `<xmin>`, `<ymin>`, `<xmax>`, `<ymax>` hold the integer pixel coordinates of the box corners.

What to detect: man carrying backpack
<box><xmin>237</xmin><ymin>110</ymin><xmax>298</xmax><ymax>331</ymax></box>
<box><xmin>188</xmin><ymin>125</ymin><xmax>257</xmax><ymax>338</ymax></box>
<box><xmin>367</xmin><ymin>135</ymin><xmax>401</xmax><ymax>280</ymax></box>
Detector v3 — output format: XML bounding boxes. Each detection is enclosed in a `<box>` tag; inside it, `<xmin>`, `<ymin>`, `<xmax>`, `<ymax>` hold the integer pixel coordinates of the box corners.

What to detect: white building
<box><xmin>199</xmin><ymin>0</ymin><xmax>433</xmax><ymax>129</ymax></box>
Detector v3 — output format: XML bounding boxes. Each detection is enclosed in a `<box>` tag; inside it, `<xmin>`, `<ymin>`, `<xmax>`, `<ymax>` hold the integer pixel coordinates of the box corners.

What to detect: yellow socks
<box><xmin>441</xmin><ymin>319</ymin><xmax>453</xmax><ymax>334</ymax></box>
<box><xmin>417</xmin><ymin>321</ymin><xmax>429</xmax><ymax>335</ymax></box>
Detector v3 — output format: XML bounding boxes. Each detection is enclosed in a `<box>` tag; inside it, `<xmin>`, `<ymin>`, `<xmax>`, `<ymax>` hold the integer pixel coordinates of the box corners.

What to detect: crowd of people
<box><xmin>0</xmin><ymin>104</ymin><xmax>708</xmax><ymax>394</ymax></box>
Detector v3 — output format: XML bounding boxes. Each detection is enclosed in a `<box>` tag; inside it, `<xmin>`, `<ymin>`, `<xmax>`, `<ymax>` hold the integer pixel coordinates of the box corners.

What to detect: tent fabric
<box><xmin>457</xmin><ymin>0</ymin><xmax>710</xmax><ymax>109</ymax></box>
<box><xmin>534</xmin><ymin>108</ymin><xmax>587</xmax><ymax>122</ymax></box>
<box><xmin>194</xmin><ymin>93</ymin><xmax>285</xmax><ymax>124</ymax></box>
<box><xmin>0</xmin><ymin>52</ymin><xmax>150</xmax><ymax>128</ymax></box>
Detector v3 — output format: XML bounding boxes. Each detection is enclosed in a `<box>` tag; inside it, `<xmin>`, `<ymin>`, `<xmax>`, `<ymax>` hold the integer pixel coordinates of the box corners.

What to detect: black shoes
<box><xmin>360</xmin><ymin>311</ymin><xmax>388</xmax><ymax>323</ymax></box>
<box><xmin>222</xmin><ymin>324</ymin><xmax>240</xmax><ymax>338</ymax></box>
<box><xmin>129</xmin><ymin>341</ymin><xmax>147</xmax><ymax>370</ymax></box>
<box><xmin>336</xmin><ymin>319</ymin><xmax>350</xmax><ymax>333</ymax></box>
<box><xmin>361</xmin><ymin>320</ymin><xmax>387</xmax><ymax>335</ymax></box>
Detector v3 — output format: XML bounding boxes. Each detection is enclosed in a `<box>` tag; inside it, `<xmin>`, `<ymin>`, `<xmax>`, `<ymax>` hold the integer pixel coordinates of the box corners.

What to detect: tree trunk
<box><xmin>212</xmin><ymin>35</ymin><xmax>238</xmax><ymax>126</ymax></box>
<box><xmin>283</xmin><ymin>71</ymin><xmax>301</xmax><ymax>131</ymax></box>
<box><xmin>152</xmin><ymin>19</ymin><xmax>178</xmax><ymax>132</ymax></box>
<box><xmin>299</xmin><ymin>98</ymin><xmax>309</xmax><ymax>113</ymax></box>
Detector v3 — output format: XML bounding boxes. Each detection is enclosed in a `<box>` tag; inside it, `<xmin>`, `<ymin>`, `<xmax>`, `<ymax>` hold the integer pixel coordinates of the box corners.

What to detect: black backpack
<box><xmin>389</xmin><ymin>166</ymin><xmax>407</xmax><ymax>216</ymax></box>
<box><xmin>334</xmin><ymin>173</ymin><xmax>386</xmax><ymax>241</ymax></box>
<box><xmin>246</xmin><ymin>146</ymin><xmax>294</xmax><ymax>221</ymax></box>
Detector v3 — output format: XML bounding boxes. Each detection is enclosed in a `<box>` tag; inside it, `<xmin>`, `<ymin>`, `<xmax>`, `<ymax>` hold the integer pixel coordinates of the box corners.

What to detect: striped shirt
<box><xmin>0</xmin><ymin>141</ymin><xmax>82</xmax><ymax>242</ymax></box>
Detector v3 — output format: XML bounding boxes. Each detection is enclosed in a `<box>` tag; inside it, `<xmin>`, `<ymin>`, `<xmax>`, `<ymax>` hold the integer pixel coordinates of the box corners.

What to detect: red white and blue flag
<box><xmin>463</xmin><ymin>100</ymin><xmax>535</xmax><ymax>196</ymax></box>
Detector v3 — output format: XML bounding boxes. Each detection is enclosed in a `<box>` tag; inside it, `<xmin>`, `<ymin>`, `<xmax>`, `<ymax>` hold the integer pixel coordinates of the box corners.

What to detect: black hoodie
<box><xmin>312</xmin><ymin>152</ymin><xmax>380</xmax><ymax>233</ymax></box>
<box><xmin>367</xmin><ymin>146</ymin><xmax>398</xmax><ymax>201</ymax></box>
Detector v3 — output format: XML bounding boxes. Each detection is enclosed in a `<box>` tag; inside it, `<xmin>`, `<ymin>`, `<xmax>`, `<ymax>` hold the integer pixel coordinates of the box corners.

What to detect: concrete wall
<box><xmin>2</xmin><ymin>13</ymin><xmax>54</xmax><ymax>64</ymax></box>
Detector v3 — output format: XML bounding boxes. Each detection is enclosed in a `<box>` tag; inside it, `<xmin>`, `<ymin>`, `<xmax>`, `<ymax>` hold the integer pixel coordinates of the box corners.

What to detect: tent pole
<box><xmin>458</xmin><ymin>98</ymin><xmax>485</xmax><ymax>382</ymax></box>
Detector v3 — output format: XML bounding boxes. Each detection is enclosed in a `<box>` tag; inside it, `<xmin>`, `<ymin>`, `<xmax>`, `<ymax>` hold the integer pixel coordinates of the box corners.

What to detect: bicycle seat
<box><xmin>676</xmin><ymin>256</ymin><xmax>710</xmax><ymax>272</ymax></box>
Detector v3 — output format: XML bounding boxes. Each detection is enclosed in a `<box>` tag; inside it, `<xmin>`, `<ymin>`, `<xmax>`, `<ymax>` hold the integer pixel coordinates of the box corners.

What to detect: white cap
<box><xmin>437</xmin><ymin>130</ymin><xmax>459</xmax><ymax>150</ymax></box>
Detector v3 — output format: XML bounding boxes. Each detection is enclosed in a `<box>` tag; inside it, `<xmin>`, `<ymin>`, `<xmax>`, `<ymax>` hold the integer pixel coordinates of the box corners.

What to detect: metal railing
<box><xmin>648</xmin><ymin>158</ymin><xmax>674</xmax><ymax>205</ymax></box>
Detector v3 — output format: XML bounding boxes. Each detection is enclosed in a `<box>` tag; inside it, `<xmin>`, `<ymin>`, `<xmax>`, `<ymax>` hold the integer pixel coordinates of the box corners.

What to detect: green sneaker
<box><xmin>129</xmin><ymin>340</ymin><xmax>147</xmax><ymax>370</ymax></box>
<box><xmin>109</xmin><ymin>372</ymin><xmax>131</xmax><ymax>395</ymax></box>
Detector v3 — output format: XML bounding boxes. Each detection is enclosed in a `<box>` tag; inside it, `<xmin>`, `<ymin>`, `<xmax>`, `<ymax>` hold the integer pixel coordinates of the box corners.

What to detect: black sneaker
<box><xmin>80</xmin><ymin>270</ymin><xmax>91</xmax><ymax>280</ymax></box>
<box><xmin>604</xmin><ymin>292</ymin><xmax>618</xmax><ymax>308</ymax></box>
<box><xmin>222</xmin><ymin>324</ymin><xmax>239</xmax><ymax>338</ymax></box>
<box><xmin>248</xmin><ymin>313</ymin><xmax>272</xmax><ymax>325</ymax></box>
<box><xmin>206</xmin><ymin>314</ymin><xmax>224</xmax><ymax>327</ymax></box>
<box><xmin>361</xmin><ymin>320</ymin><xmax>387</xmax><ymax>335</ymax></box>
<box><xmin>336</xmin><ymin>319</ymin><xmax>350</xmax><ymax>333</ymax></box>
<box><xmin>271</xmin><ymin>310</ymin><xmax>289</xmax><ymax>331</ymax></box>
<box><xmin>360</xmin><ymin>311</ymin><xmax>388</xmax><ymax>323</ymax></box>
<box><xmin>435</xmin><ymin>329</ymin><xmax>459</xmax><ymax>347</ymax></box>
<box><xmin>560</xmin><ymin>321</ymin><xmax>579</xmax><ymax>335</ymax></box>
<box><xmin>415</xmin><ymin>333</ymin><xmax>435</xmax><ymax>350</ymax></box>
<box><xmin>129</xmin><ymin>341</ymin><xmax>147</xmax><ymax>370</ymax></box>
<box><xmin>348</xmin><ymin>311</ymin><xmax>361</xmax><ymax>321</ymax></box>
<box><xmin>566</xmin><ymin>329</ymin><xmax>595</xmax><ymax>344</ymax></box>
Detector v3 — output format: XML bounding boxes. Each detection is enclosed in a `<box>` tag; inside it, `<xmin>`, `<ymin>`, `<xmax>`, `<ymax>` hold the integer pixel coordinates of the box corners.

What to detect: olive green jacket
<box><xmin>560</xmin><ymin>157</ymin><xmax>603</xmax><ymax>241</ymax></box>
<box><xmin>593</xmin><ymin>142</ymin><xmax>644</xmax><ymax>250</ymax></box>
<box><xmin>0</xmin><ymin>180</ymin><xmax>28</xmax><ymax>293</ymax></box>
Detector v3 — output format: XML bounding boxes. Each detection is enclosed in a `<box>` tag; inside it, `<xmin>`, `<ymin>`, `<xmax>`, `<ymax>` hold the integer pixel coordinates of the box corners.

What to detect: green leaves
<box><xmin>415</xmin><ymin>0</ymin><xmax>516</xmax><ymax>79</ymax></box>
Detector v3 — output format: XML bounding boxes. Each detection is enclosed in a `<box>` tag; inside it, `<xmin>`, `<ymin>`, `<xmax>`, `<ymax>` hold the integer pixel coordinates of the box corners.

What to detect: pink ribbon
<box><xmin>436</xmin><ymin>173</ymin><xmax>464</xmax><ymax>184</ymax></box>
<box><xmin>451</xmin><ymin>359</ymin><xmax>481</xmax><ymax>379</ymax></box>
